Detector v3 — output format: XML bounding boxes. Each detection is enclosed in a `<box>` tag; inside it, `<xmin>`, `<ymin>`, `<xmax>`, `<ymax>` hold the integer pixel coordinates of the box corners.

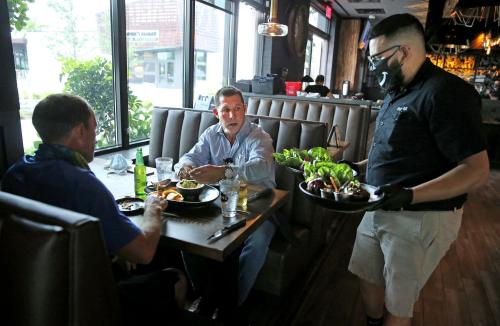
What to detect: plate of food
<box><xmin>116</xmin><ymin>197</ymin><xmax>145</xmax><ymax>216</ymax></box>
<box><xmin>299</xmin><ymin>180</ymin><xmax>384</xmax><ymax>213</ymax></box>
<box><xmin>150</xmin><ymin>182</ymin><xmax>220</xmax><ymax>209</ymax></box>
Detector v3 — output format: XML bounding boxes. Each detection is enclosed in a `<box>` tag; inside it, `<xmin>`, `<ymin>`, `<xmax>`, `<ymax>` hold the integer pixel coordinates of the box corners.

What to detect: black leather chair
<box><xmin>0</xmin><ymin>191</ymin><xmax>121</xmax><ymax>326</ymax></box>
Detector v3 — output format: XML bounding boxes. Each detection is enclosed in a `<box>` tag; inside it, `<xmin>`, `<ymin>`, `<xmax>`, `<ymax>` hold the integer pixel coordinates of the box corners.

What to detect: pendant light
<box><xmin>258</xmin><ymin>0</ymin><xmax>288</xmax><ymax>37</ymax></box>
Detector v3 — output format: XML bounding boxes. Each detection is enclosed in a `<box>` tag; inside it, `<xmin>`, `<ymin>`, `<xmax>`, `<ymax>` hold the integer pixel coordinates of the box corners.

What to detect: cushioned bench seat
<box><xmin>244</xmin><ymin>94</ymin><xmax>374</xmax><ymax>162</ymax></box>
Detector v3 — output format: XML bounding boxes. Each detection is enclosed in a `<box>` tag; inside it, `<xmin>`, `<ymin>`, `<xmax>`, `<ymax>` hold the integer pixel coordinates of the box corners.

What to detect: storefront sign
<box><xmin>126</xmin><ymin>30</ymin><xmax>159</xmax><ymax>43</ymax></box>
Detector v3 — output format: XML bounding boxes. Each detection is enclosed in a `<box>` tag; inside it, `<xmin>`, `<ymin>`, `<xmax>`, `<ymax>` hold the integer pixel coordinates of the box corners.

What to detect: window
<box><xmin>309</xmin><ymin>6</ymin><xmax>330</xmax><ymax>34</ymax></box>
<box><xmin>305</xmin><ymin>3</ymin><xmax>331</xmax><ymax>85</ymax></box>
<box><xmin>309</xmin><ymin>34</ymin><xmax>328</xmax><ymax>79</ymax></box>
<box><xmin>235</xmin><ymin>2</ymin><xmax>263</xmax><ymax>81</ymax></box>
<box><xmin>11</xmin><ymin>0</ymin><xmax>116</xmax><ymax>152</ymax></box>
<box><xmin>6</xmin><ymin>0</ymin><xmax>244</xmax><ymax>154</ymax></box>
<box><xmin>195</xmin><ymin>51</ymin><xmax>207</xmax><ymax>80</ymax></box>
<box><xmin>193</xmin><ymin>0</ymin><xmax>233</xmax><ymax>103</ymax></box>
<box><xmin>12</xmin><ymin>40</ymin><xmax>29</xmax><ymax>71</ymax></box>
<box><xmin>125</xmin><ymin>0</ymin><xmax>184</xmax><ymax>142</ymax></box>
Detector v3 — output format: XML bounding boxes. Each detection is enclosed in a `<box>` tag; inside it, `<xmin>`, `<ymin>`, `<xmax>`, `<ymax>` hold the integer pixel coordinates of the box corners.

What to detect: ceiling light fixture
<box><xmin>258</xmin><ymin>0</ymin><xmax>288</xmax><ymax>37</ymax></box>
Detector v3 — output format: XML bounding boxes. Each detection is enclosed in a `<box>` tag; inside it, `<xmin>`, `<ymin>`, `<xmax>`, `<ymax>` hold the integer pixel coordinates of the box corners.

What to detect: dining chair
<box><xmin>0</xmin><ymin>191</ymin><xmax>121</xmax><ymax>326</ymax></box>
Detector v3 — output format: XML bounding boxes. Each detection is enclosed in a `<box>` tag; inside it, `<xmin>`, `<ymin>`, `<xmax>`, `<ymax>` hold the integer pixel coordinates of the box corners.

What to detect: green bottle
<box><xmin>134</xmin><ymin>148</ymin><xmax>146</xmax><ymax>199</ymax></box>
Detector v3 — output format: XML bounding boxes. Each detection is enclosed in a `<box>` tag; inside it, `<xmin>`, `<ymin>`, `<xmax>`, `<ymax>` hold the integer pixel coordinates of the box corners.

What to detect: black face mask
<box><xmin>371</xmin><ymin>54</ymin><xmax>404</xmax><ymax>92</ymax></box>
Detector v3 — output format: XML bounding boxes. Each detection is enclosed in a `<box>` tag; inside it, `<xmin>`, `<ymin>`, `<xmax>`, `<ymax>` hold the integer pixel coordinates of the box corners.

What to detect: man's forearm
<box><xmin>241</xmin><ymin>158</ymin><xmax>272</xmax><ymax>181</ymax></box>
<box><xmin>411</xmin><ymin>150</ymin><xmax>489</xmax><ymax>204</ymax></box>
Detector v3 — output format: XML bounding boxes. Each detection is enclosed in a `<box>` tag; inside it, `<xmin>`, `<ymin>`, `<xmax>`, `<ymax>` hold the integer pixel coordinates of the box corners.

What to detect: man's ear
<box><xmin>212</xmin><ymin>108</ymin><xmax>219</xmax><ymax>119</ymax></box>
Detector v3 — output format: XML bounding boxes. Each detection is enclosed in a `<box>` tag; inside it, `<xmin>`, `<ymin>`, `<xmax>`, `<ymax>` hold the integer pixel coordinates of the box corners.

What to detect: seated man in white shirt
<box><xmin>175</xmin><ymin>86</ymin><xmax>276</xmax><ymax>321</ymax></box>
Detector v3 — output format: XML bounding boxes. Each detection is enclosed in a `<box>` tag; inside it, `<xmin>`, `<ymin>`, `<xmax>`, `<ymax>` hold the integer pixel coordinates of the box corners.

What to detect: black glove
<box><xmin>337</xmin><ymin>159</ymin><xmax>359</xmax><ymax>174</ymax></box>
<box><xmin>374</xmin><ymin>184</ymin><xmax>413</xmax><ymax>210</ymax></box>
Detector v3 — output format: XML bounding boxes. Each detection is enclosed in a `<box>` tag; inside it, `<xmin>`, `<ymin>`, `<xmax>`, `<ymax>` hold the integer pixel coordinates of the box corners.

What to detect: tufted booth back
<box><xmin>149</xmin><ymin>107</ymin><xmax>328</xmax><ymax>227</ymax></box>
<box><xmin>0</xmin><ymin>191</ymin><xmax>121</xmax><ymax>326</ymax></box>
<box><xmin>245</xmin><ymin>94</ymin><xmax>373</xmax><ymax>162</ymax></box>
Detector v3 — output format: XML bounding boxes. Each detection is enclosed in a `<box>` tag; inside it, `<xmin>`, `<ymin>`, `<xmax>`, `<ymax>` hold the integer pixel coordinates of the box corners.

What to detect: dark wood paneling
<box><xmin>333</xmin><ymin>19</ymin><xmax>362</xmax><ymax>93</ymax></box>
<box><xmin>0</xmin><ymin>0</ymin><xmax>24</xmax><ymax>177</ymax></box>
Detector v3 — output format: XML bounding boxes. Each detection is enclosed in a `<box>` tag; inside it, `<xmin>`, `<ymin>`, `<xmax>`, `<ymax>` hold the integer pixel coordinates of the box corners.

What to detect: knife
<box><xmin>207</xmin><ymin>218</ymin><xmax>246</xmax><ymax>242</ymax></box>
<box><xmin>247</xmin><ymin>188</ymin><xmax>272</xmax><ymax>202</ymax></box>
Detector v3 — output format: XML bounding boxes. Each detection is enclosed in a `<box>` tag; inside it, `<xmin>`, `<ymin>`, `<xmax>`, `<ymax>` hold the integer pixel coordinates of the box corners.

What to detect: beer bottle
<box><xmin>134</xmin><ymin>148</ymin><xmax>146</xmax><ymax>199</ymax></box>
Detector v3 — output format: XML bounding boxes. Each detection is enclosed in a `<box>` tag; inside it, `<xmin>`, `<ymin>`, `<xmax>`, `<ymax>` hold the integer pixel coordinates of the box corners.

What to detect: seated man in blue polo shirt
<box><xmin>1</xmin><ymin>94</ymin><xmax>197</xmax><ymax>325</ymax></box>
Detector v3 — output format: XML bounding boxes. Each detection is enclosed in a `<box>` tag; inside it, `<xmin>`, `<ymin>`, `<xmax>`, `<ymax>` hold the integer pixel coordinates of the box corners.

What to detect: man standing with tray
<box><xmin>343</xmin><ymin>14</ymin><xmax>490</xmax><ymax>326</ymax></box>
<box><xmin>175</xmin><ymin>86</ymin><xmax>276</xmax><ymax>323</ymax></box>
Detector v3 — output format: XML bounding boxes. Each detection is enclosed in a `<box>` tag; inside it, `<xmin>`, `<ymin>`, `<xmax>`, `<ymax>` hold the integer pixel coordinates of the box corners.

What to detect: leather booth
<box><xmin>244</xmin><ymin>94</ymin><xmax>374</xmax><ymax>162</ymax></box>
<box><xmin>0</xmin><ymin>191</ymin><xmax>121</xmax><ymax>326</ymax></box>
<box><xmin>149</xmin><ymin>107</ymin><xmax>333</xmax><ymax>295</ymax></box>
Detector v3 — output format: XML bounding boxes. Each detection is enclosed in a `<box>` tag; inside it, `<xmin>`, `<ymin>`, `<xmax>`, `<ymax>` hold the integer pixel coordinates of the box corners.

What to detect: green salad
<box><xmin>273</xmin><ymin>146</ymin><xmax>356</xmax><ymax>189</ymax></box>
<box><xmin>272</xmin><ymin>147</ymin><xmax>331</xmax><ymax>168</ymax></box>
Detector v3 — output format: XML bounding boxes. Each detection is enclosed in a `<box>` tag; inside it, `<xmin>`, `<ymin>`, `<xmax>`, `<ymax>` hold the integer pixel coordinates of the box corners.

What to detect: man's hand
<box><xmin>188</xmin><ymin>165</ymin><xmax>225</xmax><ymax>184</ymax></box>
<box><xmin>374</xmin><ymin>184</ymin><xmax>413</xmax><ymax>210</ymax></box>
<box><xmin>178</xmin><ymin>165</ymin><xmax>193</xmax><ymax>180</ymax></box>
<box><xmin>144</xmin><ymin>195</ymin><xmax>167</xmax><ymax>220</ymax></box>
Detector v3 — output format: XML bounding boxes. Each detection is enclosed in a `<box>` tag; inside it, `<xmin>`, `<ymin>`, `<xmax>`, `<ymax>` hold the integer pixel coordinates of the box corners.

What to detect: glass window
<box><xmin>235</xmin><ymin>2</ymin><xmax>263</xmax><ymax>81</ymax></box>
<box><xmin>126</xmin><ymin>0</ymin><xmax>184</xmax><ymax>142</ymax></box>
<box><xmin>304</xmin><ymin>38</ymin><xmax>312</xmax><ymax>77</ymax></box>
<box><xmin>309</xmin><ymin>6</ymin><xmax>330</xmax><ymax>34</ymax></box>
<box><xmin>10</xmin><ymin>0</ymin><xmax>116</xmax><ymax>152</ymax></box>
<box><xmin>193</xmin><ymin>0</ymin><xmax>233</xmax><ymax>104</ymax></box>
<box><xmin>309</xmin><ymin>34</ymin><xmax>328</xmax><ymax>80</ymax></box>
<box><xmin>195</xmin><ymin>51</ymin><xmax>207</xmax><ymax>80</ymax></box>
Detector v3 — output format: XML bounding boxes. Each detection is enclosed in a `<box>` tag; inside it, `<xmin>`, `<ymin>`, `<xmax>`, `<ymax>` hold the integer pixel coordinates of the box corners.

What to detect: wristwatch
<box><xmin>224</xmin><ymin>165</ymin><xmax>234</xmax><ymax>179</ymax></box>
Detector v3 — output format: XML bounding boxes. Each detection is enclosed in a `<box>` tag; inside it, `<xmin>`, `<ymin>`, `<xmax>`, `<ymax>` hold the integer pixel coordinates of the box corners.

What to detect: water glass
<box><xmin>219</xmin><ymin>179</ymin><xmax>240</xmax><ymax>218</ymax></box>
<box><xmin>155</xmin><ymin>157</ymin><xmax>173</xmax><ymax>182</ymax></box>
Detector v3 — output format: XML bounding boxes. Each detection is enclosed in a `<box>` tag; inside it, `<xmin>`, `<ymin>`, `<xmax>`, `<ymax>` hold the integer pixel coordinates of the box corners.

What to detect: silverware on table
<box><xmin>162</xmin><ymin>211</ymin><xmax>182</xmax><ymax>219</ymax></box>
<box><xmin>207</xmin><ymin>218</ymin><xmax>246</xmax><ymax>242</ymax></box>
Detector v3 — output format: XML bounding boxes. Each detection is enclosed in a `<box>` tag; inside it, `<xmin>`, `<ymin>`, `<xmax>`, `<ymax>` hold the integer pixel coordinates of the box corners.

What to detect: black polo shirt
<box><xmin>366</xmin><ymin>59</ymin><xmax>486</xmax><ymax>210</ymax></box>
<box><xmin>305</xmin><ymin>84</ymin><xmax>330</xmax><ymax>97</ymax></box>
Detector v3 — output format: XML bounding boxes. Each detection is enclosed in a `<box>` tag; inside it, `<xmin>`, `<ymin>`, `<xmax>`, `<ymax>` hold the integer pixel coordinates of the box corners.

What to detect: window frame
<box><xmin>5</xmin><ymin>0</ymin><xmax>259</xmax><ymax>157</ymax></box>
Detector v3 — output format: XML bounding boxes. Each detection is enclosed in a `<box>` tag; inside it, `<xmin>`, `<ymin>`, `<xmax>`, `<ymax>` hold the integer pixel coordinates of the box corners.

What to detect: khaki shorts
<box><xmin>348</xmin><ymin>209</ymin><xmax>462</xmax><ymax>317</ymax></box>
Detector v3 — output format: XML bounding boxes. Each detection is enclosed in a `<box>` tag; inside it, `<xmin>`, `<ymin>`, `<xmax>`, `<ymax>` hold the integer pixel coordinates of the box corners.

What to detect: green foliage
<box><xmin>47</xmin><ymin>0</ymin><xmax>87</xmax><ymax>59</ymax></box>
<box><xmin>7</xmin><ymin>0</ymin><xmax>34</xmax><ymax>31</ymax></box>
<box><xmin>128</xmin><ymin>93</ymin><xmax>152</xmax><ymax>141</ymax></box>
<box><xmin>60</xmin><ymin>57</ymin><xmax>152</xmax><ymax>148</ymax></box>
<box><xmin>61</xmin><ymin>57</ymin><xmax>115</xmax><ymax>147</ymax></box>
<box><xmin>25</xmin><ymin>140</ymin><xmax>41</xmax><ymax>155</ymax></box>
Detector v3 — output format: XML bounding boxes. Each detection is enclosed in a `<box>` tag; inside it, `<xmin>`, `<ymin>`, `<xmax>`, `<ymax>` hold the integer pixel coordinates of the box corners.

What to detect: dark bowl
<box><xmin>176</xmin><ymin>180</ymin><xmax>205</xmax><ymax>200</ymax></box>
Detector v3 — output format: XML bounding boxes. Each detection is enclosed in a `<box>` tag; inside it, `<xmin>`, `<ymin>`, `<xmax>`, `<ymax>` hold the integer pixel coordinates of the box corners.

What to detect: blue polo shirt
<box><xmin>2</xmin><ymin>153</ymin><xmax>141</xmax><ymax>254</ymax></box>
<box><xmin>366</xmin><ymin>59</ymin><xmax>486</xmax><ymax>210</ymax></box>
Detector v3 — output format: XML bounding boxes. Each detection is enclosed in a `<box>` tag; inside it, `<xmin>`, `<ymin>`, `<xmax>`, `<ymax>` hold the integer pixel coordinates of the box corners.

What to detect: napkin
<box><xmin>105</xmin><ymin>154</ymin><xmax>129</xmax><ymax>175</ymax></box>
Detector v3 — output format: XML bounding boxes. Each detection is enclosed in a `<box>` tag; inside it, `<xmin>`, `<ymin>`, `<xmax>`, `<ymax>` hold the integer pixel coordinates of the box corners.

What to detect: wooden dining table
<box><xmin>89</xmin><ymin>157</ymin><xmax>289</xmax><ymax>262</ymax></box>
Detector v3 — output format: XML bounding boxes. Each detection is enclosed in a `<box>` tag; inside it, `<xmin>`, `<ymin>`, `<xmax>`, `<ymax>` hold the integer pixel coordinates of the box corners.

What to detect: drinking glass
<box><xmin>155</xmin><ymin>157</ymin><xmax>173</xmax><ymax>182</ymax></box>
<box><xmin>233</xmin><ymin>153</ymin><xmax>248</xmax><ymax>209</ymax></box>
<box><xmin>219</xmin><ymin>179</ymin><xmax>240</xmax><ymax>218</ymax></box>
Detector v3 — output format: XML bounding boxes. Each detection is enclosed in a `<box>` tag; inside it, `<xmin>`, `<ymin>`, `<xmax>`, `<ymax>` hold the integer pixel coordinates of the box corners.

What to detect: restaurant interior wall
<box><xmin>0</xmin><ymin>0</ymin><xmax>24</xmax><ymax>178</ymax></box>
<box><xmin>264</xmin><ymin>0</ymin><xmax>311</xmax><ymax>81</ymax></box>
<box><xmin>332</xmin><ymin>18</ymin><xmax>362</xmax><ymax>94</ymax></box>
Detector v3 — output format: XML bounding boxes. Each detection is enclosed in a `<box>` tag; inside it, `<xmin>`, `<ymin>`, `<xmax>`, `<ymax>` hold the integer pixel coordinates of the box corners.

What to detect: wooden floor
<box><xmin>247</xmin><ymin>169</ymin><xmax>500</xmax><ymax>326</ymax></box>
